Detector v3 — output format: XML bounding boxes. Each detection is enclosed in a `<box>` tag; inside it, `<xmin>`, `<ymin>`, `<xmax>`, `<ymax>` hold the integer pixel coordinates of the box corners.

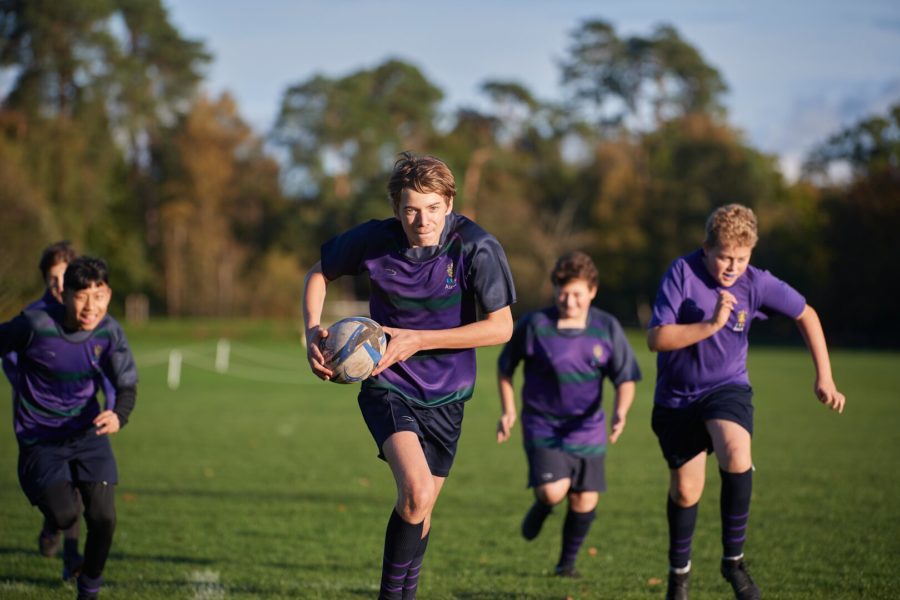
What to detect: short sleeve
<box><xmin>467</xmin><ymin>235</ymin><xmax>517</xmax><ymax>314</ymax></box>
<box><xmin>606</xmin><ymin>315</ymin><xmax>642</xmax><ymax>386</ymax></box>
<box><xmin>757</xmin><ymin>271</ymin><xmax>806</xmax><ymax>319</ymax></box>
<box><xmin>497</xmin><ymin>315</ymin><xmax>529</xmax><ymax>377</ymax></box>
<box><xmin>649</xmin><ymin>259</ymin><xmax>684</xmax><ymax>328</ymax></box>
<box><xmin>321</xmin><ymin>220</ymin><xmax>381</xmax><ymax>281</ymax></box>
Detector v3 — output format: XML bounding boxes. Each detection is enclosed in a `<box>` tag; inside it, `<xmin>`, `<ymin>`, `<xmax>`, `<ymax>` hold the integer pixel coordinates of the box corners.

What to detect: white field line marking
<box><xmin>188</xmin><ymin>569</ymin><xmax>226</xmax><ymax>600</ymax></box>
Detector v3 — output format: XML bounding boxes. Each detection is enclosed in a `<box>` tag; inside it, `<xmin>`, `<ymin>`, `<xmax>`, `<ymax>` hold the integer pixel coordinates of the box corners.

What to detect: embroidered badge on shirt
<box><xmin>593</xmin><ymin>345</ymin><xmax>604</xmax><ymax>362</ymax></box>
<box><xmin>445</xmin><ymin>262</ymin><xmax>458</xmax><ymax>290</ymax></box>
<box><xmin>733</xmin><ymin>310</ymin><xmax>747</xmax><ymax>332</ymax></box>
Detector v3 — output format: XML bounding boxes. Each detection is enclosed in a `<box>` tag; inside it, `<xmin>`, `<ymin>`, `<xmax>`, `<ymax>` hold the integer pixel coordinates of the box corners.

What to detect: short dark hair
<box><xmin>388</xmin><ymin>152</ymin><xmax>456</xmax><ymax>211</ymax></box>
<box><xmin>550</xmin><ymin>250</ymin><xmax>599</xmax><ymax>289</ymax></box>
<box><xmin>64</xmin><ymin>256</ymin><xmax>109</xmax><ymax>292</ymax></box>
<box><xmin>38</xmin><ymin>241</ymin><xmax>77</xmax><ymax>278</ymax></box>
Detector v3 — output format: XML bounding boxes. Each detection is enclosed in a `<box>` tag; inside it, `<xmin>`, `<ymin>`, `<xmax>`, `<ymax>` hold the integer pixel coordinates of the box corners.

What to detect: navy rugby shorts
<box><xmin>525</xmin><ymin>444</ymin><xmax>607</xmax><ymax>493</ymax></box>
<box><xmin>651</xmin><ymin>384</ymin><xmax>754</xmax><ymax>469</ymax></box>
<box><xmin>18</xmin><ymin>428</ymin><xmax>118</xmax><ymax>505</ymax></box>
<box><xmin>358</xmin><ymin>386</ymin><xmax>464</xmax><ymax>478</ymax></box>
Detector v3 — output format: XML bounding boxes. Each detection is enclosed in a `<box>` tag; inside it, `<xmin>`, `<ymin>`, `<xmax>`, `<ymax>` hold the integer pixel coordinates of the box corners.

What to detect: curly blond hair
<box><xmin>705</xmin><ymin>204</ymin><xmax>758</xmax><ymax>248</ymax></box>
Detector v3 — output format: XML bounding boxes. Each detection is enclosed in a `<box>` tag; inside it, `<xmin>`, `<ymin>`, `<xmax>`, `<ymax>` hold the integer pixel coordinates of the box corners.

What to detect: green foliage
<box><xmin>0</xmin><ymin>9</ymin><xmax>894</xmax><ymax>344</ymax></box>
<box><xmin>0</xmin><ymin>324</ymin><xmax>897</xmax><ymax>598</ymax></box>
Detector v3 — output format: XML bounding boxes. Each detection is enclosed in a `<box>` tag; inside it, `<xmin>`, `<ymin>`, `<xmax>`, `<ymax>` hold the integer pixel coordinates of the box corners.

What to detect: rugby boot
<box><xmin>554</xmin><ymin>563</ymin><xmax>581</xmax><ymax>578</ymax></box>
<box><xmin>721</xmin><ymin>558</ymin><xmax>761</xmax><ymax>600</ymax></box>
<box><xmin>666</xmin><ymin>570</ymin><xmax>690</xmax><ymax>600</ymax></box>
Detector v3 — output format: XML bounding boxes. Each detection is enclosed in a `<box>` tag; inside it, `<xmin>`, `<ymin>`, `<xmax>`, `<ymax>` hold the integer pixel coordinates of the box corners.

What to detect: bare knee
<box><xmin>397</xmin><ymin>481</ymin><xmax>435</xmax><ymax>523</ymax></box>
<box><xmin>670</xmin><ymin>477</ymin><xmax>704</xmax><ymax>507</ymax></box>
<box><xmin>535</xmin><ymin>479</ymin><xmax>570</xmax><ymax>506</ymax></box>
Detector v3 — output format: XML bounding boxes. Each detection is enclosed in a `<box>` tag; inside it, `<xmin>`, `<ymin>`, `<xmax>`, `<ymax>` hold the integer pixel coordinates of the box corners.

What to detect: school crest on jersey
<box><xmin>445</xmin><ymin>261</ymin><xmax>458</xmax><ymax>290</ymax></box>
<box><xmin>94</xmin><ymin>344</ymin><xmax>103</xmax><ymax>358</ymax></box>
<box><xmin>733</xmin><ymin>310</ymin><xmax>747</xmax><ymax>332</ymax></box>
<box><xmin>593</xmin><ymin>344</ymin><xmax>604</xmax><ymax>362</ymax></box>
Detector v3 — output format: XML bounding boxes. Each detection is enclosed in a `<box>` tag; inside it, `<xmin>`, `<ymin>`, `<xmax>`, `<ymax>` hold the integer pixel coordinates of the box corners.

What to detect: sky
<box><xmin>164</xmin><ymin>0</ymin><xmax>900</xmax><ymax>180</ymax></box>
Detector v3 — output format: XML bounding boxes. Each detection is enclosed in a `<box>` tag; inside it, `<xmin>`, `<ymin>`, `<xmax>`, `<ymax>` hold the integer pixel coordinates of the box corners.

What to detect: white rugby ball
<box><xmin>319</xmin><ymin>317</ymin><xmax>387</xmax><ymax>384</ymax></box>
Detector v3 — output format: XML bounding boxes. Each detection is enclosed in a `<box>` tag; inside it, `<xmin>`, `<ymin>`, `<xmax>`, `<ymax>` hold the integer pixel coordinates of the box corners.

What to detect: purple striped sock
<box><xmin>557</xmin><ymin>508</ymin><xmax>595</xmax><ymax>569</ymax></box>
<box><xmin>667</xmin><ymin>496</ymin><xmax>699</xmax><ymax>569</ymax></box>
<box><xmin>401</xmin><ymin>531</ymin><xmax>429</xmax><ymax>600</ymax></box>
<box><xmin>720</xmin><ymin>468</ymin><xmax>752</xmax><ymax>558</ymax></box>
<box><xmin>380</xmin><ymin>510</ymin><xmax>424</xmax><ymax>600</ymax></box>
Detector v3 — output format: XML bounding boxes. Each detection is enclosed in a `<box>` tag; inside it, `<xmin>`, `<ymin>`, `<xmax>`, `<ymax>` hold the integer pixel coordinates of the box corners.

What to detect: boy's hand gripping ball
<box><xmin>319</xmin><ymin>317</ymin><xmax>387</xmax><ymax>384</ymax></box>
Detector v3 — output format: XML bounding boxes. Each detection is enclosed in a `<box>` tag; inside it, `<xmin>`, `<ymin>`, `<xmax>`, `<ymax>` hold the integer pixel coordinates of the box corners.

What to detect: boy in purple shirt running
<box><xmin>496</xmin><ymin>251</ymin><xmax>641</xmax><ymax>578</ymax></box>
<box><xmin>0</xmin><ymin>256</ymin><xmax>139</xmax><ymax>600</ymax></box>
<box><xmin>303</xmin><ymin>152</ymin><xmax>516</xmax><ymax>599</ymax></box>
<box><xmin>2</xmin><ymin>241</ymin><xmax>84</xmax><ymax>574</ymax></box>
<box><xmin>647</xmin><ymin>204</ymin><xmax>845</xmax><ymax>600</ymax></box>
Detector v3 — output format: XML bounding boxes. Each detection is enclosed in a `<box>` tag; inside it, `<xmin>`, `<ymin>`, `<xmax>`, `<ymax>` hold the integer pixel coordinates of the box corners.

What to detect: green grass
<box><xmin>1</xmin><ymin>320</ymin><xmax>898</xmax><ymax>599</ymax></box>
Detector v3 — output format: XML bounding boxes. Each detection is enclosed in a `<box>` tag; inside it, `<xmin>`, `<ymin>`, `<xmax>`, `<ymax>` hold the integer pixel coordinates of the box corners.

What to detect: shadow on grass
<box><xmin>121</xmin><ymin>485</ymin><xmax>376</xmax><ymax>505</ymax></box>
<box><xmin>0</xmin><ymin>572</ymin><xmax>61</xmax><ymax>591</ymax></box>
<box><xmin>452</xmin><ymin>592</ymin><xmax>566</xmax><ymax>600</ymax></box>
<box><xmin>108</xmin><ymin>550</ymin><xmax>215</xmax><ymax>566</ymax></box>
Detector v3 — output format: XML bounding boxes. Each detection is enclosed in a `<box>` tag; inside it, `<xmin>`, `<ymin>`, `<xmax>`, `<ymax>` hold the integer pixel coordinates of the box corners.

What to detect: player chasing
<box><xmin>0</xmin><ymin>256</ymin><xmax>139</xmax><ymax>600</ymax></box>
<box><xmin>496</xmin><ymin>250</ymin><xmax>641</xmax><ymax>578</ymax></box>
<box><xmin>1</xmin><ymin>241</ymin><xmax>85</xmax><ymax>577</ymax></box>
<box><xmin>303</xmin><ymin>152</ymin><xmax>516</xmax><ymax>599</ymax></box>
<box><xmin>647</xmin><ymin>204</ymin><xmax>845</xmax><ymax>600</ymax></box>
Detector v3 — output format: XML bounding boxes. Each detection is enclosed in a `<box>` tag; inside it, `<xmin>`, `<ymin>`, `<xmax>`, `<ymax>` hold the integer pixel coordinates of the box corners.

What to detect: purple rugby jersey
<box><xmin>498</xmin><ymin>306</ymin><xmax>641</xmax><ymax>455</ymax></box>
<box><xmin>3</xmin><ymin>290</ymin><xmax>118</xmax><ymax>409</ymax></box>
<box><xmin>650</xmin><ymin>249</ymin><xmax>806</xmax><ymax>409</ymax></box>
<box><xmin>0</xmin><ymin>305</ymin><xmax>138</xmax><ymax>443</ymax></box>
<box><xmin>321</xmin><ymin>212</ymin><xmax>516</xmax><ymax>407</ymax></box>
<box><xmin>2</xmin><ymin>289</ymin><xmax>57</xmax><ymax>387</ymax></box>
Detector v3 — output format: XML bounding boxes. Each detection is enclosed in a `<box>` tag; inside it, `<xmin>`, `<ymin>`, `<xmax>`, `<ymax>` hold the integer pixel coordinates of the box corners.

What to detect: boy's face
<box><xmin>395</xmin><ymin>189</ymin><xmax>452</xmax><ymax>248</ymax></box>
<box><xmin>64</xmin><ymin>282</ymin><xmax>111</xmax><ymax>331</ymax></box>
<box><xmin>554</xmin><ymin>278</ymin><xmax>597</xmax><ymax>321</ymax></box>
<box><xmin>45</xmin><ymin>261</ymin><xmax>68</xmax><ymax>303</ymax></box>
<box><xmin>703</xmin><ymin>243</ymin><xmax>753</xmax><ymax>287</ymax></box>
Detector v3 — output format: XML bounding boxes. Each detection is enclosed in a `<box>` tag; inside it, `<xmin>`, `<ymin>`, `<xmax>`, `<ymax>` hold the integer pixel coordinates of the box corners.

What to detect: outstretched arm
<box><xmin>496</xmin><ymin>373</ymin><xmax>517</xmax><ymax>443</ymax></box>
<box><xmin>795</xmin><ymin>304</ymin><xmax>845</xmax><ymax>413</ymax></box>
<box><xmin>302</xmin><ymin>261</ymin><xmax>334</xmax><ymax>380</ymax></box>
<box><xmin>373</xmin><ymin>305</ymin><xmax>513</xmax><ymax>376</ymax></box>
<box><xmin>648</xmin><ymin>290</ymin><xmax>736</xmax><ymax>352</ymax></box>
<box><xmin>609</xmin><ymin>380</ymin><xmax>636</xmax><ymax>444</ymax></box>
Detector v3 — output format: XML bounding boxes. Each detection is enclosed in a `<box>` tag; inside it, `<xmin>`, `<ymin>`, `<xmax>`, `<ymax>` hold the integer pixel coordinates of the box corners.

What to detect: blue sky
<box><xmin>165</xmin><ymin>0</ymin><xmax>900</xmax><ymax>179</ymax></box>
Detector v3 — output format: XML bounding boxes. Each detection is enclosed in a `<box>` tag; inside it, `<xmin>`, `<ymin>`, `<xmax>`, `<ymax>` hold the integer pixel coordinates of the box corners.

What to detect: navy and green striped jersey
<box><xmin>498</xmin><ymin>306</ymin><xmax>641</xmax><ymax>456</ymax></box>
<box><xmin>321</xmin><ymin>212</ymin><xmax>516</xmax><ymax>407</ymax></box>
<box><xmin>0</xmin><ymin>305</ymin><xmax>138</xmax><ymax>443</ymax></box>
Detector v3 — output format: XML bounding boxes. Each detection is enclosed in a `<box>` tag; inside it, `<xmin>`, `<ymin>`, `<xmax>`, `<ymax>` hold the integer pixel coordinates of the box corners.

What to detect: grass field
<box><xmin>1</xmin><ymin>320</ymin><xmax>898</xmax><ymax>599</ymax></box>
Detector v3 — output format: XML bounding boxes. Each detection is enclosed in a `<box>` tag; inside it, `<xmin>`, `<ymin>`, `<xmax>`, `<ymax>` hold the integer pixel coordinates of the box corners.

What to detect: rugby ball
<box><xmin>319</xmin><ymin>317</ymin><xmax>387</xmax><ymax>384</ymax></box>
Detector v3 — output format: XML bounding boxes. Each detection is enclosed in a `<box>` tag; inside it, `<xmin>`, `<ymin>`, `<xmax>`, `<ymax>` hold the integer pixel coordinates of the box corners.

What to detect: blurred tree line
<box><xmin>1</xmin><ymin>2</ymin><xmax>897</xmax><ymax>346</ymax></box>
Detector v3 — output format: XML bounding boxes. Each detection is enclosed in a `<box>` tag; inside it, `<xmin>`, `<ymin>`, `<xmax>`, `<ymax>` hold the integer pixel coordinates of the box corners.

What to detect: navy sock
<box><xmin>557</xmin><ymin>508</ymin><xmax>595</xmax><ymax>569</ymax></box>
<box><xmin>521</xmin><ymin>500</ymin><xmax>553</xmax><ymax>540</ymax></box>
<box><xmin>667</xmin><ymin>495</ymin><xmax>699</xmax><ymax>570</ymax></box>
<box><xmin>401</xmin><ymin>531</ymin><xmax>429</xmax><ymax>600</ymax></box>
<box><xmin>380</xmin><ymin>510</ymin><xmax>424</xmax><ymax>600</ymax></box>
<box><xmin>720</xmin><ymin>468</ymin><xmax>752</xmax><ymax>559</ymax></box>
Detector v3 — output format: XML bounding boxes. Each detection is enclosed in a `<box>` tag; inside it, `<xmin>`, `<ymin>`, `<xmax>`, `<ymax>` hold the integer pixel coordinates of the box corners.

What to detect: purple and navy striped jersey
<box><xmin>2</xmin><ymin>290</ymin><xmax>117</xmax><ymax>409</ymax></box>
<box><xmin>650</xmin><ymin>249</ymin><xmax>806</xmax><ymax>409</ymax></box>
<box><xmin>2</xmin><ymin>289</ymin><xmax>57</xmax><ymax>387</ymax></box>
<box><xmin>321</xmin><ymin>212</ymin><xmax>516</xmax><ymax>407</ymax></box>
<box><xmin>498</xmin><ymin>306</ymin><xmax>641</xmax><ymax>455</ymax></box>
<box><xmin>0</xmin><ymin>305</ymin><xmax>138</xmax><ymax>443</ymax></box>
